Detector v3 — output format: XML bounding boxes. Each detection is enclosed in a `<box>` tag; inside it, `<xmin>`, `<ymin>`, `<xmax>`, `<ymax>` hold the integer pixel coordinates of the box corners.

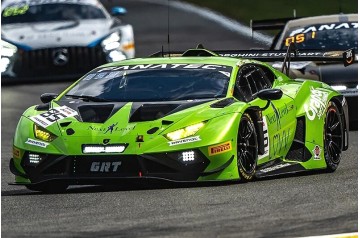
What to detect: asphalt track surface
<box><xmin>1</xmin><ymin>1</ymin><xmax>358</xmax><ymax>237</ymax></box>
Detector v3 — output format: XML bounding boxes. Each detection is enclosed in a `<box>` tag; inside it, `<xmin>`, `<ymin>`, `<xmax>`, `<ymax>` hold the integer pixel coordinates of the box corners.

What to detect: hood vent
<box><xmin>130</xmin><ymin>104</ymin><xmax>179</xmax><ymax>122</ymax></box>
<box><xmin>129</xmin><ymin>100</ymin><xmax>212</xmax><ymax>122</ymax></box>
<box><xmin>78</xmin><ymin>104</ymin><xmax>114</xmax><ymax>123</ymax></box>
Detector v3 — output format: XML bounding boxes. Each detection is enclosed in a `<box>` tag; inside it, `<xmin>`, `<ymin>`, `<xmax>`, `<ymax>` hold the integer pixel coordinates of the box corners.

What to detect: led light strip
<box><xmin>82</xmin><ymin>145</ymin><xmax>126</xmax><ymax>154</ymax></box>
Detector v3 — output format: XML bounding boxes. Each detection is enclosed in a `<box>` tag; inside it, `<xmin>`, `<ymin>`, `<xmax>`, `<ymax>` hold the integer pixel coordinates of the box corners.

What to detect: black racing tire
<box><xmin>237</xmin><ymin>113</ymin><xmax>258</xmax><ymax>181</ymax></box>
<box><xmin>26</xmin><ymin>182</ymin><xmax>69</xmax><ymax>193</ymax></box>
<box><xmin>324</xmin><ymin>101</ymin><xmax>343</xmax><ymax>172</ymax></box>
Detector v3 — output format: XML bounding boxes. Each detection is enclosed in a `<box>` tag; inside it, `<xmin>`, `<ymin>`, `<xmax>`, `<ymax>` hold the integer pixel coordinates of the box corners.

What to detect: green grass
<box><xmin>184</xmin><ymin>0</ymin><xmax>357</xmax><ymax>27</ymax></box>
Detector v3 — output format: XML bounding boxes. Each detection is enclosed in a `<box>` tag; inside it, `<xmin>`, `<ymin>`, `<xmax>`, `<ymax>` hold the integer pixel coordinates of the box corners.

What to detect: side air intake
<box><xmin>285</xmin><ymin>116</ymin><xmax>312</xmax><ymax>162</ymax></box>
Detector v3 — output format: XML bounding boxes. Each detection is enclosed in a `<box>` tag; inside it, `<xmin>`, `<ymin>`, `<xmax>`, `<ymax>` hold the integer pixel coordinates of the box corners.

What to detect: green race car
<box><xmin>9</xmin><ymin>46</ymin><xmax>352</xmax><ymax>192</ymax></box>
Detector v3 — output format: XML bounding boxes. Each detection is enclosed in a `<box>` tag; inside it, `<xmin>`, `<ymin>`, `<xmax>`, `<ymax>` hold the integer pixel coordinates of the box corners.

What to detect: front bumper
<box><xmin>9</xmin><ymin>150</ymin><xmax>235</xmax><ymax>185</ymax></box>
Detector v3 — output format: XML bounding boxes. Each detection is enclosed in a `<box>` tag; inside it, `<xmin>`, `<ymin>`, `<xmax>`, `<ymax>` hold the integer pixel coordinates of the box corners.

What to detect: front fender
<box><xmin>13</xmin><ymin>115</ymin><xmax>65</xmax><ymax>154</ymax></box>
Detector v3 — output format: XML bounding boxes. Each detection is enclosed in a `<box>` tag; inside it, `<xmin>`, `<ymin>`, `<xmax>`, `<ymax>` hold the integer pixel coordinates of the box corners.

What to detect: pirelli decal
<box><xmin>208</xmin><ymin>141</ymin><xmax>232</xmax><ymax>156</ymax></box>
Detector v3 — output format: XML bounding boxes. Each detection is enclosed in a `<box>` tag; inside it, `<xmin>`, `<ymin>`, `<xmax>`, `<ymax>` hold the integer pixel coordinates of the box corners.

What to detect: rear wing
<box><xmin>149</xmin><ymin>44</ymin><xmax>356</xmax><ymax>76</ymax></box>
<box><xmin>217</xmin><ymin>46</ymin><xmax>356</xmax><ymax>75</ymax></box>
<box><xmin>215</xmin><ymin>50</ymin><xmax>353</xmax><ymax>63</ymax></box>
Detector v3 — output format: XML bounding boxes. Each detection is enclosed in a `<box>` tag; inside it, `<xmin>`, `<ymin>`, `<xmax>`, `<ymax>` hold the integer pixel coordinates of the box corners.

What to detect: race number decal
<box><xmin>258</xmin><ymin>117</ymin><xmax>269</xmax><ymax>160</ymax></box>
<box><xmin>30</xmin><ymin>106</ymin><xmax>78</xmax><ymax>127</ymax></box>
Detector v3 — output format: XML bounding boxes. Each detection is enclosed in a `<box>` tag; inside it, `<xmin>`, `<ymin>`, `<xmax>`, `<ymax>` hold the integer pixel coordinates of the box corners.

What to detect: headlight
<box><xmin>34</xmin><ymin>124</ymin><xmax>57</xmax><ymax>142</ymax></box>
<box><xmin>331</xmin><ymin>85</ymin><xmax>347</xmax><ymax>91</ymax></box>
<box><xmin>101</xmin><ymin>32</ymin><xmax>121</xmax><ymax>50</ymax></box>
<box><xmin>1</xmin><ymin>40</ymin><xmax>17</xmax><ymax>73</ymax></box>
<box><xmin>165</xmin><ymin>122</ymin><xmax>205</xmax><ymax>141</ymax></box>
<box><xmin>101</xmin><ymin>32</ymin><xmax>127</xmax><ymax>62</ymax></box>
<box><xmin>2</xmin><ymin>41</ymin><xmax>17</xmax><ymax>57</ymax></box>
<box><xmin>108</xmin><ymin>50</ymin><xmax>126</xmax><ymax>61</ymax></box>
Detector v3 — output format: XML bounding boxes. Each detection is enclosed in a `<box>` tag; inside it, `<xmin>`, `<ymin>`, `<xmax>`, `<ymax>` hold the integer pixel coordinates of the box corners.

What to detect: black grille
<box><xmin>73</xmin><ymin>156</ymin><xmax>140</xmax><ymax>177</ymax></box>
<box><xmin>13</xmin><ymin>46</ymin><xmax>107</xmax><ymax>78</ymax></box>
<box><xmin>43</xmin><ymin>159</ymin><xmax>68</xmax><ymax>175</ymax></box>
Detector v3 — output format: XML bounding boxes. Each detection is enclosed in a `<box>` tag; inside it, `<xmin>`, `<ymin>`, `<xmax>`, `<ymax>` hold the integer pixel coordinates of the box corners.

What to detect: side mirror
<box><xmin>257</xmin><ymin>88</ymin><xmax>283</xmax><ymax>101</ymax></box>
<box><xmin>111</xmin><ymin>7</ymin><xmax>127</xmax><ymax>16</ymax></box>
<box><xmin>40</xmin><ymin>93</ymin><xmax>58</xmax><ymax>103</ymax></box>
<box><xmin>256</xmin><ymin>88</ymin><xmax>283</xmax><ymax>110</ymax></box>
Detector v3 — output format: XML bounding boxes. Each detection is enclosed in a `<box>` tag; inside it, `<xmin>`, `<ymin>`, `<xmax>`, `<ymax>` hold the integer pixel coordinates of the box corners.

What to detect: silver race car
<box><xmin>1</xmin><ymin>0</ymin><xmax>135</xmax><ymax>82</ymax></box>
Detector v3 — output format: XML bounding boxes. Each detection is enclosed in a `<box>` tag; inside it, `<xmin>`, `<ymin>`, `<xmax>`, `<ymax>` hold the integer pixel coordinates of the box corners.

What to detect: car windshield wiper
<box><xmin>65</xmin><ymin>94</ymin><xmax>111</xmax><ymax>102</ymax></box>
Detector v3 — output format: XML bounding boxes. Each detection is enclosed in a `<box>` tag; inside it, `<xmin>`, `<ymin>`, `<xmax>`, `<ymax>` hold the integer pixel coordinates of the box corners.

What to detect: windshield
<box><xmin>63</xmin><ymin>64</ymin><xmax>232</xmax><ymax>102</ymax></box>
<box><xmin>2</xmin><ymin>3</ymin><xmax>107</xmax><ymax>24</ymax></box>
<box><xmin>281</xmin><ymin>22</ymin><xmax>358</xmax><ymax>51</ymax></box>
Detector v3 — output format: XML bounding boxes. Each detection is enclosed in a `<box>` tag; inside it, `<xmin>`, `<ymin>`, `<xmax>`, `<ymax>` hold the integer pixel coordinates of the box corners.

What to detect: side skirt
<box><xmin>255</xmin><ymin>158</ymin><xmax>306</xmax><ymax>178</ymax></box>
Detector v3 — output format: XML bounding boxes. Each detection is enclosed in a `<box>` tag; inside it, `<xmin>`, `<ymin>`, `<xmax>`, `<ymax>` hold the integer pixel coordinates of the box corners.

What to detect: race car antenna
<box><xmin>167</xmin><ymin>0</ymin><xmax>171</xmax><ymax>57</ymax></box>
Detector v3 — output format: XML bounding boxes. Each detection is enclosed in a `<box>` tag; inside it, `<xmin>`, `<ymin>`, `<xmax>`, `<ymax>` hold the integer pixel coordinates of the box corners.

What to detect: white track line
<box><xmin>140</xmin><ymin>0</ymin><xmax>273</xmax><ymax>45</ymax></box>
<box><xmin>298</xmin><ymin>232</ymin><xmax>358</xmax><ymax>238</ymax></box>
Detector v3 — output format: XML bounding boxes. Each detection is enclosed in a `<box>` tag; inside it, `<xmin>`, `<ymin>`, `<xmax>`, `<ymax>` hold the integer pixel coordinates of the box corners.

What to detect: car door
<box><xmin>234</xmin><ymin>63</ymin><xmax>296</xmax><ymax>164</ymax></box>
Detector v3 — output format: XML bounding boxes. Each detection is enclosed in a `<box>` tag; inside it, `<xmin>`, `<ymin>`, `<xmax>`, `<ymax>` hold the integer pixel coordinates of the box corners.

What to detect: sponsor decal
<box><xmin>258</xmin><ymin>117</ymin><xmax>269</xmax><ymax>160</ymax></box>
<box><xmin>168</xmin><ymin>136</ymin><xmax>201</xmax><ymax>146</ymax></box>
<box><xmin>313</xmin><ymin>145</ymin><xmax>321</xmax><ymax>160</ymax></box>
<box><xmin>219</xmin><ymin>52</ymin><xmax>325</xmax><ymax>58</ymax></box>
<box><xmin>13</xmin><ymin>147</ymin><xmax>21</xmax><ymax>159</ymax></box>
<box><xmin>30</xmin><ymin>106</ymin><xmax>78</xmax><ymax>127</ymax></box>
<box><xmin>259</xmin><ymin>163</ymin><xmax>291</xmax><ymax>173</ymax></box>
<box><xmin>304</xmin><ymin>87</ymin><xmax>329</xmax><ymax>121</ymax></box>
<box><xmin>95</xmin><ymin>64</ymin><xmax>232</xmax><ymax>74</ymax></box>
<box><xmin>81</xmin><ymin>64</ymin><xmax>230</xmax><ymax>81</ymax></box>
<box><xmin>344</xmin><ymin>49</ymin><xmax>355</xmax><ymax>66</ymax></box>
<box><xmin>104</xmin><ymin>122</ymin><xmax>118</xmax><ymax>134</ymax></box>
<box><xmin>4</xmin><ymin>0</ymin><xmax>85</xmax><ymax>14</ymax></box>
<box><xmin>208</xmin><ymin>141</ymin><xmax>232</xmax><ymax>156</ymax></box>
<box><xmin>288</xmin><ymin>22</ymin><xmax>358</xmax><ymax>36</ymax></box>
<box><xmin>90</xmin><ymin>162</ymin><xmax>122</xmax><ymax>172</ymax></box>
<box><xmin>29</xmin><ymin>0</ymin><xmax>83</xmax><ymax>6</ymax></box>
<box><xmin>3</xmin><ymin>3</ymin><xmax>29</xmax><ymax>17</ymax></box>
<box><xmin>88</xmin><ymin>124</ymin><xmax>135</xmax><ymax>134</ymax></box>
<box><xmin>271</xmin><ymin>128</ymin><xmax>291</xmax><ymax>157</ymax></box>
<box><xmin>266</xmin><ymin>103</ymin><xmax>293</xmax><ymax>128</ymax></box>
<box><xmin>25</xmin><ymin>138</ymin><xmax>49</xmax><ymax>148</ymax></box>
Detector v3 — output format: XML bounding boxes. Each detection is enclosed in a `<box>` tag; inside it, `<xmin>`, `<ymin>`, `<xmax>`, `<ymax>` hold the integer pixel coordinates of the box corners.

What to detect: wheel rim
<box><xmin>325</xmin><ymin>107</ymin><xmax>342</xmax><ymax>164</ymax></box>
<box><xmin>237</xmin><ymin>117</ymin><xmax>257</xmax><ymax>174</ymax></box>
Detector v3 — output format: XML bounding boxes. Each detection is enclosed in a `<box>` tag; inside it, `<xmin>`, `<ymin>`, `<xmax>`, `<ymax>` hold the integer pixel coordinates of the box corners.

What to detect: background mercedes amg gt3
<box><xmin>1</xmin><ymin>0</ymin><xmax>135</xmax><ymax>83</ymax></box>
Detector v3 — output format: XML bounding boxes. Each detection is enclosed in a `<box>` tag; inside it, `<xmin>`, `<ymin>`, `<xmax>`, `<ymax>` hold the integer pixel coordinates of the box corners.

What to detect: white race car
<box><xmin>1</xmin><ymin>0</ymin><xmax>135</xmax><ymax>82</ymax></box>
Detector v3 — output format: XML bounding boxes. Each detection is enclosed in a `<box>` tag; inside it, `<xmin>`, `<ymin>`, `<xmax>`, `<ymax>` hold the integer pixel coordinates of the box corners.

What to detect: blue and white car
<box><xmin>1</xmin><ymin>0</ymin><xmax>135</xmax><ymax>82</ymax></box>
